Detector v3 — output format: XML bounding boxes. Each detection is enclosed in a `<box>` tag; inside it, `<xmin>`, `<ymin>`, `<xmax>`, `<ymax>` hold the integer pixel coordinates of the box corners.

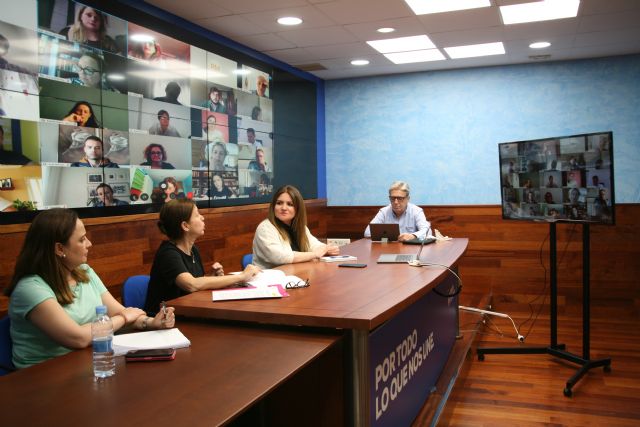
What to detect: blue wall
<box><xmin>325</xmin><ymin>55</ymin><xmax>640</xmax><ymax>206</ymax></box>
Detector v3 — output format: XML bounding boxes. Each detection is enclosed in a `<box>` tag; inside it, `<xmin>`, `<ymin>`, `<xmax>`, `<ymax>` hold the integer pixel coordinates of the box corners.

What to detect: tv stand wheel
<box><xmin>604</xmin><ymin>364</ymin><xmax>611</xmax><ymax>373</ymax></box>
<box><xmin>563</xmin><ymin>387</ymin><xmax>572</xmax><ymax>397</ymax></box>
<box><xmin>477</xmin><ymin>353</ymin><xmax>485</xmax><ymax>361</ymax></box>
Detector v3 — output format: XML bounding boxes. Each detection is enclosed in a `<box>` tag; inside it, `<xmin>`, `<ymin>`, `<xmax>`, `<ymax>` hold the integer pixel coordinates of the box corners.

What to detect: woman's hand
<box><xmin>151</xmin><ymin>306</ymin><xmax>176</xmax><ymax>329</ymax></box>
<box><xmin>312</xmin><ymin>245</ymin><xmax>328</xmax><ymax>259</ymax></box>
<box><xmin>119</xmin><ymin>307</ymin><xmax>146</xmax><ymax>325</ymax></box>
<box><xmin>212</xmin><ymin>262</ymin><xmax>224</xmax><ymax>276</ymax></box>
<box><xmin>325</xmin><ymin>244</ymin><xmax>340</xmax><ymax>256</ymax></box>
<box><xmin>62</xmin><ymin>113</ymin><xmax>80</xmax><ymax>124</ymax></box>
<box><xmin>241</xmin><ymin>264</ymin><xmax>261</xmax><ymax>281</ymax></box>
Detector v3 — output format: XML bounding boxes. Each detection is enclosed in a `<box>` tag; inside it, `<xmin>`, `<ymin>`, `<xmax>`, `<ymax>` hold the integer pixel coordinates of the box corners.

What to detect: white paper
<box><xmin>112</xmin><ymin>328</ymin><xmax>191</xmax><ymax>356</ymax></box>
<box><xmin>246</xmin><ymin>269</ymin><xmax>303</xmax><ymax>289</ymax></box>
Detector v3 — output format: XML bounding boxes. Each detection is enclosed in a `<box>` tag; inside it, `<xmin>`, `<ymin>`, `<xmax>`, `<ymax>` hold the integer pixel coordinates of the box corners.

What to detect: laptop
<box><xmin>377</xmin><ymin>237</ymin><xmax>433</xmax><ymax>263</ymax></box>
<box><xmin>369</xmin><ymin>223</ymin><xmax>400</xmax><ymax>242</ymax></box>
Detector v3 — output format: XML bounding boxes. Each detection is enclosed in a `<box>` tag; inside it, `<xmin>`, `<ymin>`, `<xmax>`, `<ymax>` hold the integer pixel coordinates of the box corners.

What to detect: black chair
<box><xmin>0</xmin><ymin>315</ymin><xmax>15</xmax><ymax>375</ymax></box>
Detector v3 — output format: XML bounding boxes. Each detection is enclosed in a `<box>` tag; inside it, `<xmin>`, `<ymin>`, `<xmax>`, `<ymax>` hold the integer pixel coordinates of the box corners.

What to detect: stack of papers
<box><xmin>320</xmin><ymin>255</ymin><xmax>357</xmax><ymax>263</ymax></box>
<box><xmin>212</xmin><ymin>284</ymin><xmax>288</xmax><ymax>302</ymax></box>
<box><xmin>112</xmin><ymin>328</ymin><xmax>191</xmax><ymax>356</ymax></box>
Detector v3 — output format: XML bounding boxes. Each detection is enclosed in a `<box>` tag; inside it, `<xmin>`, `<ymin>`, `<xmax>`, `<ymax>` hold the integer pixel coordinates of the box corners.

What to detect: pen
<box><xmin>161</xmin><ymin>301</ymin><xmax>167</xmax><ymax>322</ymax></box>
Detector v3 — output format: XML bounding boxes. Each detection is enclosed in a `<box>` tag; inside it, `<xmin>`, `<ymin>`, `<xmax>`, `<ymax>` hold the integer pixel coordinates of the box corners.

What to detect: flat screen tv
<box><xmin>499</xmin><ymin>131</ymin><xmax>614</xmax><ymax>225</ymax></box>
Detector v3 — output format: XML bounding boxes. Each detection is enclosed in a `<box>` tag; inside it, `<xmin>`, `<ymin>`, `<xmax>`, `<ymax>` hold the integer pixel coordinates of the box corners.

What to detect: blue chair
<box><xmin>241</xmin><ymin>254</ymin><xmax>253</xmax><ymax>269</ymax></box>
<box><xmin>0</xmin><ymin>315</ymin><xmax>15</xmax><ymax>375</ymax></box>
<box><xmin>122</xmin><ymin>275</ymin><xmax>150</xmax><ymax>309</ymax></box>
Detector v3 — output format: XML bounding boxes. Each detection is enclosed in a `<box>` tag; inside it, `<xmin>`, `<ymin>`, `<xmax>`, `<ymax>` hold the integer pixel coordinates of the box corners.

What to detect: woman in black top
<box><xmin>144</xmin><ymin>199</ymin><xmax>259</xmax><ymax>315</ymax></box>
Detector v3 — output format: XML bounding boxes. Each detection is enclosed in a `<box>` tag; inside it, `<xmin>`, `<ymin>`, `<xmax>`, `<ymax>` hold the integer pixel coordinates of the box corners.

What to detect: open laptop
<box><xmin>369</xmin><ymin>223</ymin><xmax>400</xmax><ymax>242</ymax></box>
<box><xmin>377</xmin><ymin>237</ymin><xmax>433</xmax><ymax>263</ymax></box>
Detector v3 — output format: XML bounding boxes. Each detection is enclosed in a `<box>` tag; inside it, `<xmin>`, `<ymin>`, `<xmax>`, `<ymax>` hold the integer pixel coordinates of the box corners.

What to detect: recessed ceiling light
<box><xmin>405</xmin><ymin>0</ymin><xmax>491</xmax><ymax>15</ymax></box>
<box><xmin>377</xmin><ymin>27</ymin><xmax>395</xmax><ymax>33</ymax></box>
<box><xmin>367</xmin><ymin>35</ymin><xmax>436</xmax><ymax>54</ymax></box>
<box><xmin>351</xmin><ymin>59</ymin><xmax>370</xmax><ymax>66</ymax></box>
<box><xmin>444</xmin><ymin>42</ymin><xmax>505</xmax><ymax>59</ymax></box>
<box><xmin>500</xmin><ymin>0</ymin><xmax>580</xmax><ymax>25</ymax></box>
<box><xmin>277</xmin><ymin>16</ymin><xmax>303</xmax><ymax>26</ymax></box>
<box><xmin>384</xmin><ymin>49</ymin><xmax>446</xmax><ymax>64</ymax></box>
<box><xmin>106</xmin><ymin>74</ymin><xmax>125</xmax><ymax>81</ymax></box>
<box><xmin>130</xmin><ymin>33</ymin><xmax>154</xmax><ymax>42</ymax></box>
<box><xmin>530</xmin><ymin>41</ymin><xmax>551</xmax><ymax>49</ymax></box>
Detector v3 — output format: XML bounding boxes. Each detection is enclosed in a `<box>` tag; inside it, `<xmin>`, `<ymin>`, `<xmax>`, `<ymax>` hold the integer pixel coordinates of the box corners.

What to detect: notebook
<box><xmin>377</xmin><ymin>238</ymin><xmax>431</xmax><ymax>263</ymax></box>
<box><xmin>369</xmin><ymin>223</ymin><xmax>400</xmax><ymax>242</ymax></box>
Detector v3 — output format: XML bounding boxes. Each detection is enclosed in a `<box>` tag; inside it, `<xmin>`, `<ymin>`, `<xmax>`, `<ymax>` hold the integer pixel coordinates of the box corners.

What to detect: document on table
<box><xmin>230</xmin><ymin>269</ymin><xmax>304</xmax><ymax>289</ymax></box>
<box><xmin>211</xmin><ymin>284</ymin><xmax>289</xmax><ymax>302</ymax></box>
<box><xmin>112</xmin><ymin>328</ymin><xmax>191</xmax><ymax>356</ymax></box>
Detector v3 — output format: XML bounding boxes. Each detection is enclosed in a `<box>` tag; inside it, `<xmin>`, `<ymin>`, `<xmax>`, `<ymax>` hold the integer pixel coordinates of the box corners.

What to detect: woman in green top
<box><xmin>5</xmin><ymin>208</ymin><xmax>176</xmax><ymax>369</ymax></box>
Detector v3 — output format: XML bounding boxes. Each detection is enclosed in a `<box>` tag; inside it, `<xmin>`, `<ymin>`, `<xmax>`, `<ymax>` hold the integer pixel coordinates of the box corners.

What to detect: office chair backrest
<box><xmin>241</xmin><ymin>254</ymin><xmax>253</xmax><ymax>269</ymax></box>
<box><xmin>0</xmin><ymin>315</ymin><xmax>15</xmax><ymax>375</ymax></box>
<box><xmin>122</xmin><ymin>275</ymin><xmax>150</xmax><ymax>309</ymax></box>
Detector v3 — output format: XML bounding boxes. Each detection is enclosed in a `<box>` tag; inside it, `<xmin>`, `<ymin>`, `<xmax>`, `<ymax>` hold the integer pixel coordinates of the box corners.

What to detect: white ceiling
<box><xmin>143</xmin><ymin>0</ymin><xmax>640</xmax><ymax>80</ymax></box>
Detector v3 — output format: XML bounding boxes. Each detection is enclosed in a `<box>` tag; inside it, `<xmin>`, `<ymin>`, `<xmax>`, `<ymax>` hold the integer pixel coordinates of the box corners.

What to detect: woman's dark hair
<box><xmin>144</xmin><ymin>143</ymin><xmax>166</xmax><ymax>162</ymax></box>
<box><xmin>5</xmin><ymin>208</ymin><xmax>89</xmax><ymax>304</ymax></box>
<box><xmin>157</xmin><ymin>199</ymin><xmax>195</xmax><ymax>240</ymax></box>
<box><xmin>66</xmin><ymin>101</ymin><xmax>99</xmax><ymax>128</ymax></box>
<box><xmin>251</xmin><ymin>106</ymin><xmax>262</xmax><ymax>120</ymax></box>
<box><xmin>267</xmin><ymin>185</ymin><xmax>310</xmax><ymax>252</ymax></box>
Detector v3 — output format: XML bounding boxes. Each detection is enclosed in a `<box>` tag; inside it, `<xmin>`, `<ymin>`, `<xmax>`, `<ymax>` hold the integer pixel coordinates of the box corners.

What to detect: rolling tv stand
<box><xmin>476</xmin><ymin>222</ymin><xmax>611</xmax><ymax>397</ymax></box>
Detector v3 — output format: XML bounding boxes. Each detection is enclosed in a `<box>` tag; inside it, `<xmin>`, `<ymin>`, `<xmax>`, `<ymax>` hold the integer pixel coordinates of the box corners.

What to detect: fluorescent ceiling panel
<box><xmin>444</xmin><ymin>42</ymin><xmax>505</xmax><ymax>59</ymax></box>
<box><xmin>404</xmin><ymin>0</ymin><xmax>491</xmax><ymax>15</ymax></box>
<box><xmin>384</xmin><ymin>49</ymin><xmax>446</xmax><ymax>64</ymax></box>
<box><xmin>367</xmin><ymin>35</ymin><xmax>435</xmax><ymax>54</ymax></box>
<box><xmin>500</xmin><ymin>0</ymin><xmax>580</xmax><ymax>25</ymax></box>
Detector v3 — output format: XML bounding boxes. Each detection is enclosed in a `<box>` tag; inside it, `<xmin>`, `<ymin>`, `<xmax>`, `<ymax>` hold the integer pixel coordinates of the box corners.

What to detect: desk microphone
<box><xmin>408</xmin><ymin>227</ymin><xmax>431</xmax><ymax>267</ymax></box>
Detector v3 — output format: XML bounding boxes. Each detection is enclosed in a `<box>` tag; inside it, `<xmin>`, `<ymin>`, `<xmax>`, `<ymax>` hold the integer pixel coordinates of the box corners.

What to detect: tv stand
<box><xmin>476</xmin><ymin>222</ymin><xmax>611</xmax><ymax>397</ymax></box>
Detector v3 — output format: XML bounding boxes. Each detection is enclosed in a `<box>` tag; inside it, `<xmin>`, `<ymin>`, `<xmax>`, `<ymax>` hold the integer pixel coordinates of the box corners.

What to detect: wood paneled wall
<box><xmin>324</xmin><ymin>204</ymin><xmax>640</xmax><ymax>319</ymax></box>
<box><xmin>2</xmin><ymin>202</ymin><xmax>638</xmax><ymax>320</ymax></box>
<box><xmin>0</xmin><ymin>200</ymin><xmax>327</xmax><ymax>314</ymax></box>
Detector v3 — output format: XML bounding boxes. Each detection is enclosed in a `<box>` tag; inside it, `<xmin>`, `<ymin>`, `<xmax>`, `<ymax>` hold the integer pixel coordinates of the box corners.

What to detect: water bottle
<box><xmin>92</xmin><ymin>305</ymin><xmax>115</xmax><ymax>378</ymax></box>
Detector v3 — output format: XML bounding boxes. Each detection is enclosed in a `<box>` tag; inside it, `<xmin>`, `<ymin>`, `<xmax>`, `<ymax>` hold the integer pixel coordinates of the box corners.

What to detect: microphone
<box><xmin>408</xmin><ymin>227</ymin><xmax>431</xmax><ymax>267</ymax></box>
<box><xmin>459</xmin><ymin>305</ymin><xmax>525</xmax><ymax>342</ymax></box>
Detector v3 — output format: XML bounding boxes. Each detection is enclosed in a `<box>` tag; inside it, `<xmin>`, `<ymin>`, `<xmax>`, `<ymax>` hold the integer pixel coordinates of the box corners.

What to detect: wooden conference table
<box><xmin>170</xmin><ymin>238</ymin><xmax>469</xmax><ymax>426</ymax></box>
<box><xmin>0</xmin><ymin>320</ymin><xmax>342</xmax><ymax>427</ymax></box>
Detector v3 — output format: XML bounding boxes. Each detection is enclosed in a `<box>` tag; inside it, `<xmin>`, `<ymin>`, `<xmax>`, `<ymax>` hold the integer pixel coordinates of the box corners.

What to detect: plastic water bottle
<box><xmin>92</xmin><ymin>305</ymin><xmax>115</xmax><ymax>378</ymax></box>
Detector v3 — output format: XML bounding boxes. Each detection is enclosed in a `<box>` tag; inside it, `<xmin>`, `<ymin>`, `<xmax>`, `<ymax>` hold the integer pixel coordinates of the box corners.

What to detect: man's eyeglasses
<box><xmin>285</xmin><ymin>279</ymin><xmax>310</xmax><ymax>289</ymax></box>
<box><xmin>75</xmin><ymin>65</ymin><xmax>99</xmax><ymax>76</ymax></box>
<box><xmin>389</xmin><ymin>196</ymin><xmax>406</xmax><ymax>202</ymax></box>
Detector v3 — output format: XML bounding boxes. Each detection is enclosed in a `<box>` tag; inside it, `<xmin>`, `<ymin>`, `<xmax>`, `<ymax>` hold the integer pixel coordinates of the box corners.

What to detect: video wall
<box><xmin>0</xmin><ymin>0</ymin><xmax>293</xmax><ymax>221</ymax></box>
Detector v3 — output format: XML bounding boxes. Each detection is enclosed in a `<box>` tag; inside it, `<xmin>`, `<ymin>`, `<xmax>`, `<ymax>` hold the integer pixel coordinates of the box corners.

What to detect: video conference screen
<box><xmin>499</xmin><ymin>131</ymin><xmax>615</xmax><ymax>225</ymax></box>
<box><xmin>0</xmin><ymin>0</ymin><xmax>298</xmax><ymax>222</ymax></box>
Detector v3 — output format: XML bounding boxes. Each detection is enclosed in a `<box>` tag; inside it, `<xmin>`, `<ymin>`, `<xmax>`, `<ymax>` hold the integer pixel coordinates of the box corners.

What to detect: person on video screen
<box><xmin>364</xmin><ymin>181</ymin><xmax>432</xmax><ymax>242</ymax></box>
<box><xmin>62</xmin><ymin>101</ymin><xmax>100</xmax><ymax>128</ymax></box>
<box><xmin>248</xmin><ymin>148</ymin><xmax>271</xmax><ymax>172</ymax></box>
<box><xmin>92</xmin><ymin>183</ymin><xmax>128</xmax><ymax>207</ymax></box>
<box><xmin>153</xmin><ymin>81</ymin><xmax>182</xmax><ymax>105</ymax></box>
<box><xmin>129</xmin><ymin>39</ymin><xmax>163</xmax><ymax>61</ymax></box>
<box><xmin>593</xmin><ymin>188</ymin><xmax>611</xmax><ymax>219</ymax></box>
<box><xmin>568</xmin><ymin>188</ymin><xmax>581</xmax><ymax>205</ymax></box>
<box><xmin>246</xmin><ymin>128</ymin><xmax>262</xmax><ymax>147</ymax></box>
<box><xmin>201</xmin><ymin>142</ymin><xmax>232</xmax><ymax>171</ymax></box>
<box><xmin>544</xmin><ymin>192</ymin><xmax>555</xmax><ymax>204</ymax></box>
<box><xmin>152</xmin><ymin>176</ymin><xmax>181</xmax><ymax>204</ymax></box>
<box><xmin>69</xmin><ymin>52</ymin><xmax>115</xmax><ymax>91</ymax></box>
<box><xmin>255</xmin><ymin>75</ymin><xmax>268</xmax><ymax>97</ymax></box>
<box><xmin>0</xmin><ymin>34</ymin><xmax>35</xmax><ymax>76</ymax></box>
<box><xmin>60</xmin><ymin>6</ymin><xmax>119</xmax><ymax>53</ymax></box>
<box><xmin>251</xmin><ymin>106</ymin><xmax>262</xmax><ymax>121</ymax></box>
<box><xmin>203</xmin><ymin>115</ymin><xmax>224</xmax><ymax>143</ymax></box>
<box><xmin>208</xmin><ymin>173</ymin><xmax>234</xmax><ymax>199</ymax></box>
<box><xmin>0</xmin><ymin>125</ymin><xmax>32</xmax><ymax>165</ymax></box>
<box><xmin>70</xmin><ymin>135</ymin><xmax>118</xmax><ymax>168</ymax></box>
<box><xmin>546</xmin><ymin>175</ymin><xmax>558</xmax><ymax>188</ymax></box>
<box><xmin>140</xmin><ymin>143</ymin><xmax>175</xmax><ymax>169</ymax></box>
<box><xmin>148</xmin><ymin>110</ymin><xmax>181</xmax><ymax>137</ymax></box>
<box><xmin>202</xmin><ymin>87</ymin><xmax>226</xmax><ymax>113</ymax></box>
